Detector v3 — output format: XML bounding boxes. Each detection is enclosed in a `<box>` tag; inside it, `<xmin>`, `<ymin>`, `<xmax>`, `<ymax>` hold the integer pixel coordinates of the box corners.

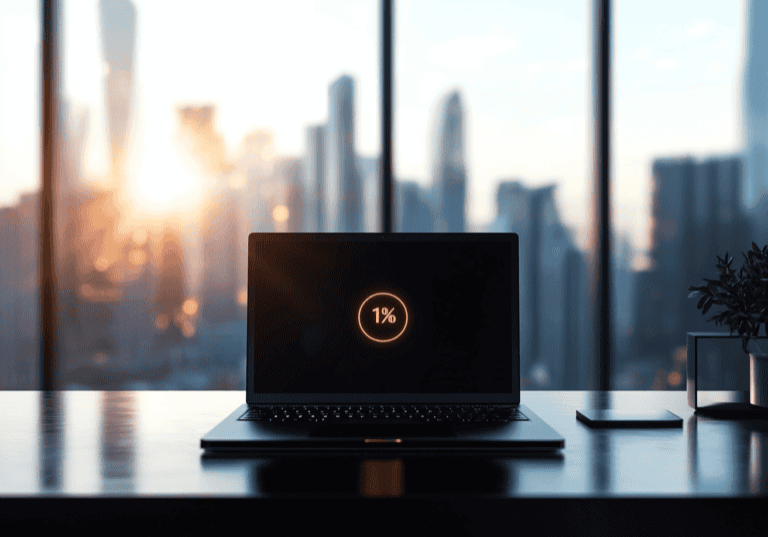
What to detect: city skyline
<box><xmin>0</xmin><ymin>1</ymin><xmax>750</xmax><ymax>260</ymax></box>
<box><xmin>0</xmin><ymin>0</ymin><xmax>766</xmax><ymax>392</ymax></box>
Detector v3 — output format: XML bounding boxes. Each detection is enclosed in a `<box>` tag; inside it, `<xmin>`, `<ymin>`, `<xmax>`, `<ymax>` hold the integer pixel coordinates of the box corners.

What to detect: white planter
<box><xmin>750</xmin><ymin>353</ymin><xmax>768</xmax><ymax>407</ymax></box>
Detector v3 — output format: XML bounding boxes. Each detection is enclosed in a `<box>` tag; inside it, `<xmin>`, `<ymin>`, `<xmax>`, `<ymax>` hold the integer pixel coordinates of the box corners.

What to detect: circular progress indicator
<box><xmin>358</xmin><ymin>292</ymin><xmax>409</xmax><ymax>343</ymax></box>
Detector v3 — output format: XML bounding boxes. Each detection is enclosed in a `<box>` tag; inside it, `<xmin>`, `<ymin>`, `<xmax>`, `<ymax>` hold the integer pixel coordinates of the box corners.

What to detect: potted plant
<box><xmin>689</xmin><ymin>243</ymin><xmax>768</xmax><ymax>407</ymax></box>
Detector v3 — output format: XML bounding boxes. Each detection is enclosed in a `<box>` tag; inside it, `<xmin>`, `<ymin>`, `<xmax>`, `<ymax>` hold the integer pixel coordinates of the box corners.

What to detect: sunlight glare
<box><xmin>129</xmin><ymin>144</ymin><xmax>205</xmax><ymax>216</ymax></box>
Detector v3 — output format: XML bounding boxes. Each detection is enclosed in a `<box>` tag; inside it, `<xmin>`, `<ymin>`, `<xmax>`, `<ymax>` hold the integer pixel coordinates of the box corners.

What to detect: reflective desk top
<box><xmin>2</xmin><ymin>390</ymin><xmax>767</xmax><ymax>498</ymax></box>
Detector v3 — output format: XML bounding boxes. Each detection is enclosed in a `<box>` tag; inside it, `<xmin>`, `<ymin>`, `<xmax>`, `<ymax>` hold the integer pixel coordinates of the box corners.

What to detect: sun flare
<box><xmin>127</xmin><ymin>145</ymin><xmax>206</xmax><ymax>217</ymax></box>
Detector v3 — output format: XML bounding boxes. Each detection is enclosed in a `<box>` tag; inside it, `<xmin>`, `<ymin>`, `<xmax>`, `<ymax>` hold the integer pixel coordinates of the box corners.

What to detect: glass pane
<box><xmin>615</xmin><ymin>0</ymin><xmax>746</xmax><ymax>389</ymax></box>
<box><xmin>395</xmin><ymin>0</ymin><xmax>590</xmax><ymax>388</ymax></box>
<box><xmin>0</xmin><ymin>2</ymin><xmax>40</xmax><ymax>389</ymax></box>
<box><xmin>59</xmin><ymin>0</ymin><xmax>379</xmax><ymax>389</ymax></box>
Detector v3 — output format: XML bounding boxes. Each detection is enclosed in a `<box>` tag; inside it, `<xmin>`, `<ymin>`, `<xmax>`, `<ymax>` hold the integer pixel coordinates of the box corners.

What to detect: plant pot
<box><xmin>750</xmin><ymin>353</ymin><xmax>768</xmax><ymax>407</ymax></box>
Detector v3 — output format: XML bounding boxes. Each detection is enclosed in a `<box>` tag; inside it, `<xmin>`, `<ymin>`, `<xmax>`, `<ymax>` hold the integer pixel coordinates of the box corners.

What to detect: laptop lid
<box><xmin>246</xmin><ymin>233</ymin><xmax>519</xmax><ymax>405</ymax></box>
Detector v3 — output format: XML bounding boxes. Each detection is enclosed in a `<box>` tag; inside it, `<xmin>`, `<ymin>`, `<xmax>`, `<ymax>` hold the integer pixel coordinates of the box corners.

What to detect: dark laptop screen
<box><xmin>248</xmin><ymin>234</ymin><xmax>518</xmax><ymax>395</ymax></box>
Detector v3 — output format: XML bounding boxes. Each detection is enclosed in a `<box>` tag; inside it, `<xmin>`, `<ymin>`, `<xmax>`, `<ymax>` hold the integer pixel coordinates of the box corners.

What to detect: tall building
<box><xmin>432</xmin><ymin>91</ymin><xmax>467</xmax><ymax>232</ymax></box>
<box><xmin>612</xmin><ymin>234</ymin><xmax>637</xmax><ymax>367</ymax></box>
<box><xmin>326</xmin><ymin>75</ymin><xmax>362</xmax><ymax>232</ymax></box>
<box><xmin>359</xmin><ymin>156</ymin><xmax>380</xmax><ymax>232</ymax></box>
<box><xmin>66</xmin><ymin>190</ymin><xmax>123</xmax><ymax>378</ymax></box>
<box><xmin>176</xmin><ymin>106</ymin><xmax>231</xmax><ymax>175</ymax></box>
<box><xmin>198</xmin><ymin>181</ymin><xmax>247</xmax><ymax>371</ymax></box>
<box><xmin>491</xmin><ymin>181</ymin><xmax>587</xmax><ymax>388</ymax></box>
<box><xmin>239</xmin><ymin>129</ymin><xmax>275</xmax><ymax>234</ymax></box>
<box><xmin>0</xmin><ymin>198</ymin><xmax>39</xmax><ymax>388</ymax></box>
<box><xmin>112</xmin><ymin>229</ymin><xmax>154</xmax><ymax>371</ymax></box>
<box><xmin>561</xmin><ymin>247</ymin><xmax>588</xmax><ymax>389</ymax></box>
<box><xmin>154</xmin><ymin>228</ymin><xmax>187</xmax><ymax>349</ymax></box>
<box><xmin>742</xmin><ymin>0</ymin><xmax>768</xmax><ymax>209</ymax></box>
<box><xmin>175</xmin><ymin>105</ymin><xmax>240</xmax><ymax>325</ymax></box>
<box><xmin>275</xmin><ymin>157</ymin><xmax>305</xmax><ymax>232</ymax></box>
<box><xmin>648</xmin><ymin>157</ymin><xmax>696</xmax><ymax>344</ymax></box>
<box><xmin>634</xmin><ymin>155</ymin><xmax>749</xmax><ymax>369</ymax></box>
<box><xmin>305</xmin><ymin>125</ymin><xmax>325</xmax><ymax>232</ymax></box>
<box><xmin>396</xmin><ymin>180</ymin><xmax>433</xmax><ymax>232</ymax></box>
<box><xmin>200</xmin><ymin>186</ymin><xmax>241</xmax><ymax>325</ymax></box>
<box><xmin>56</xmin><ymin>101</ymin><xmax>89</xmax><ymax>262</ymax></box>
<box><xmin>197</xmin><ymin>179</ymin><xmax>247</xmax><ymax>372</ymax></box>
<box><xmin>98</xmin><ymin>0</ymin><xmax>136</xmax><ymax>186</ymax></box>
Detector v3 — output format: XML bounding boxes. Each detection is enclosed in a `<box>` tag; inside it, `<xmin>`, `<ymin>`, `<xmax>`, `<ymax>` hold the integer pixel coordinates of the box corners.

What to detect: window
<box><xmin>4</xmin><ymin>0</ymin><xmax>760</xmax><ymax>390</ymax></box>
<box><xmin>394</xmin><ymin>0</ymin><xmax>590</xmax><ymax>389</ymax></box>
<box><xmin>52</xmin><ymin>0</ymin><xmax>377</xmax><ymax>388</ymax></box>
<box><xmin>614</xmin><ymin>0</ymin><xmax>748</xmax><ymax>389</ymax></box>
<box><xmin>0</xmin><ymin>1</ymin><xmax>40</xmax><ymax>389</ymax></box>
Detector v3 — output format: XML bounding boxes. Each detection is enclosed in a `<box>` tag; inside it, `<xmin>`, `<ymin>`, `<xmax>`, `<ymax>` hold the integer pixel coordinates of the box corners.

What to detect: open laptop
<box><xmin>201</xmin><ymin>233</ymin><xmax>564</xmax><ymax>452</ymax></box>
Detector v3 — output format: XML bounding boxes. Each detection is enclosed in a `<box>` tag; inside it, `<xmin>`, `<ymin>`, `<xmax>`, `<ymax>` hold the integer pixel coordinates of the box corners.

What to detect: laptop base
<box><xmin>202</xmin><ymin>404</ymin><xmax>564</xmax><ymax>452</ymax></box>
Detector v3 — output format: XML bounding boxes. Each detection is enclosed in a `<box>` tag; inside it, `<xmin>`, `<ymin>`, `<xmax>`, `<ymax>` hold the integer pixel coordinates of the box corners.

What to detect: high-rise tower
<box><xmin>742</xmin><ymin>0</ymin><xmax>768</xmax><ymax>209</ymax></box>
<box><xmin>305</xmin><ymin>125</ymin><xmax>325</xmax><ymax>231</ymax></box>
<box><xmin>326</xmin><ymin>75</ymin><xmax>361</xmax><ymax>232</ymax></box>
<box><xmin>492</xmin><ymin>181</ymin><xmax>587</xmax><ymax>388</ymax></box>
<box><xmin>396</xmin><ymin>180</ymin><xmax>433</xmax><ymax>232</ymax></box>
<box><xmin>432</xmin><ymin>91</ymin><xmax>467</xmax><ymax>232</ymax></box>
<box><xmin>154</xmin><ymin>228</ymin><xmax>187</xmax><ymax>348</ymax></box>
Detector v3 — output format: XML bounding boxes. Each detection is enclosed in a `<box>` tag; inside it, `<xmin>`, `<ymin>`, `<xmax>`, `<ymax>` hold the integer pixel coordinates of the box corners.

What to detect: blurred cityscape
<box><xmin>1</xmin><ymin>0</ymin><xmax>767</xmax><ymax>390</ymax></box>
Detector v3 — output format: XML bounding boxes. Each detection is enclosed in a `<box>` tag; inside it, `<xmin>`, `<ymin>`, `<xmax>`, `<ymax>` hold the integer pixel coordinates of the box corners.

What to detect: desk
<box><xmin>1</xmin><ymin>391</ymin><xmax>766</xmax><ymax>533</ymax></box>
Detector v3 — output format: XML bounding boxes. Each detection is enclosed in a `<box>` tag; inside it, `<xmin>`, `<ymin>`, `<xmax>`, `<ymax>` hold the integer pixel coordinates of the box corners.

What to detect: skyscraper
<box><xmin>176</xmin><ymin>105</ymin><xmax>240</xmax><ymax>325</ymax></box>
<box><xmin>743</xmin><ymin>0</ymin><xmax>768</xmax><ymax>209</ymax></box>
<box><xmin>239</xmin><ymin>129</ymin><xmax>275</xmax><ymax>234</ymax></box>
<box><xmin>396</xmin><ymin>180</ymin><xmax>433</xmax><ymax>232</ymax></box>
<box><xmin>634</xmin><ymin>155</ymin><xmax>749</xmax><ymax>367</ymax></box>
<box><xmin>648</xmin><ymin>157</ymin><xmax>696</xmax><ymax>342</ymax></box>
<box><xmin>432</xmin><ymin>91</ymin><xmax>467</xmax><ymax>232</ymax></box>
<box><xmin>326</xmin><ymin>75</ymin><xmax>362</xmax><ymax>232</ymax></box>
<box><xmin>359</xmin><ymin>156</ymin><xmax>380</xmax><ymax>232</ymax></box>
<box><xmin>275</xmin><ymin>157</ymin><xmax>305</xmax><ymax>232</ymax></box>
<box><xmin>0</xmin><ymin>201</ymin><xmax>38</xmax><ymax>388</ymax></box>
<box><xmin>154</xmin><ymin>228</ymin><xmax>187</xmax><ymax>348</ymax></box>
<box><xmin>98</xmin><ymin>0</ymin><xmax>136</xmax><ymax>185</ymax></box>
<box><xmin>305</xmin><ymin>125</ymin><xmax>325</xmax><ymax>232</ymax></box>
<box><xmin>492</xmin><ymin>181</ymin><xmax>587</xmax><ymax>388</ymax></box>
<box><xmin>200</xmin><ymin>186</ymin><xmax>241</xmax><ymax>325</ymax></box>
<box><xmin>177</xmin><ymin>105</ymin><xmax>231</xmax><ymax>175</ymax></box>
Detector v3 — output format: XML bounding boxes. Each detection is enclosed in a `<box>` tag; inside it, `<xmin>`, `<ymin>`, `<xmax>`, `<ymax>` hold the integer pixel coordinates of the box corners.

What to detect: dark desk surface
<box><xmin>2</xmin><ymin>391</ymin><xmax>767</xmax><ymax>532</ymax></box>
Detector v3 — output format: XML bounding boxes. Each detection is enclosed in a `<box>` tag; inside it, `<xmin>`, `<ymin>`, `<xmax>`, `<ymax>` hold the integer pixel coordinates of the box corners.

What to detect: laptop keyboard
<box><xmin>238</xmin><ymin>405</ymin><xmax>528</xmax><ymax>423</ymax></box>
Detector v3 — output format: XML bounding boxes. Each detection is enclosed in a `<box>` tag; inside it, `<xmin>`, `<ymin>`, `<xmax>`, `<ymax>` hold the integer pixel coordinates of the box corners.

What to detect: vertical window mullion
<box><xmin>590</xmin><ymin>0</ymin><xmax>612</xmax><ymax>391</ymax></box>
<box><xmin>41</xmin><ymin>0</ymin><xmax>59</xmax><ymax>390</ymax></box>
<box><xmin>381</xmin><ymin>0</ymin><xmax>393</xmax><ymax>233</ymax></box>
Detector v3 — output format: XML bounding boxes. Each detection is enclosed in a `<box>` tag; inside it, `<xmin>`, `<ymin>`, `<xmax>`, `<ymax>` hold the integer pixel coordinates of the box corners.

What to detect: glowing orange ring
<box><xmin>358</xmin><ymin>292</ymin><xmax>408</xmax><ymax>343</ymax></box>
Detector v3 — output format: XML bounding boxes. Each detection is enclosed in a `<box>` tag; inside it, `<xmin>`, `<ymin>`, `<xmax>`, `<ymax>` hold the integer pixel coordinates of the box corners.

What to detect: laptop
<box><xmin>201</xmin><ymin>232</ymin><xmax>564</xmax><ymax>453</ymax></box>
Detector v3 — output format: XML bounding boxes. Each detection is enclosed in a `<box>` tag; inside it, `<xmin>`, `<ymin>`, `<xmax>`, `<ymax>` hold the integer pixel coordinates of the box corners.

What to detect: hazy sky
<box><xmin>0</xmin><ymin>0</ymin><xmax>745</xmax><ymax>261</ymax></box>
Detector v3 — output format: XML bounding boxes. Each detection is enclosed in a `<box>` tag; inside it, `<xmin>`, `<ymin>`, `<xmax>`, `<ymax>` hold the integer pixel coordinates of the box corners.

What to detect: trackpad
<box><xmin>309</xmin><ymin>424</ymin><xmax>455</xmax><ymax>438</ymax></box>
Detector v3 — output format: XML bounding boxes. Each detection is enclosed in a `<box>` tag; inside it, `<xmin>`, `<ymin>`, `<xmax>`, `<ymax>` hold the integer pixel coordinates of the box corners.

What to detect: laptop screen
<box><xmin>246</xmin><ymin>234</ymin><xmax>519</xmax><ymax>402</ymax></box>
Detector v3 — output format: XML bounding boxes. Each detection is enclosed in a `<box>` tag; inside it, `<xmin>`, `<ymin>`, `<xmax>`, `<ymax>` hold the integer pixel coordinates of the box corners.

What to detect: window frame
<box><xmin>38</xmin><ymin>0</ymin><xmax>612</xmax><ymax>390</ymax></box>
